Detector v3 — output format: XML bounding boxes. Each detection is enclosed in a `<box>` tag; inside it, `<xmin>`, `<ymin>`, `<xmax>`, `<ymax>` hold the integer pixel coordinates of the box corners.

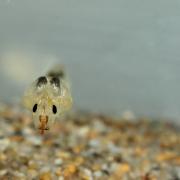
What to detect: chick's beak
<box><xmin>39</xmin><ymin>115</ymin><xmax>49</xmax><ymax>134</ymax></box>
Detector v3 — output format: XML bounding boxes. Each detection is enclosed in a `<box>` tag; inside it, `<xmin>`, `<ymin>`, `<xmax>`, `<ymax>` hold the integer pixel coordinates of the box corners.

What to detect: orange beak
<box><xmin>39</xmin><ymin>115</ymin><xmax>49</xmax><ymax>135</ymax></box>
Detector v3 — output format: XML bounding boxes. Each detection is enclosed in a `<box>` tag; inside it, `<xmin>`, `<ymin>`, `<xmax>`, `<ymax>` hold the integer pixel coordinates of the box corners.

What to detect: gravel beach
<box><xmin>0</xmin><ymin>103</ymin><xmax>179</xmax><ymax>180</ymax></box>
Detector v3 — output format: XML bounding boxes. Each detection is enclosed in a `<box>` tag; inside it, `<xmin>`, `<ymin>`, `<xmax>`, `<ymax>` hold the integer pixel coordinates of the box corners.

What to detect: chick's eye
<box><xmin>52</xmin><ymin>105</ymin><xmax>57</xmax><ymax>114</ymax></box>
<box><xmin>33</xmin><ymin>104</ymin><xmax>38</xmax><ymax>112</ymax></box>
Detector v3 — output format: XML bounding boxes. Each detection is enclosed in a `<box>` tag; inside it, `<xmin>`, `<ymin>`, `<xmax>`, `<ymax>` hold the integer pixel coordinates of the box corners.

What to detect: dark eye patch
<box><xmin>48</xmin><ymin>71</ymin><xmax>64</xmax><ymax>78</ymax></box>
<box><xmin>52</xmin><ymin>105</ymin><xmax>57</xmax><ymax>114</ymax></box>
<box><xmin>36</xmin><ymin>76</ymin><xmax>47</xmax><ymax>87</ymax></box>
<box><xmin>50</xmin><ymin>77</ymin><xmax>60</xmax><ymax>88</ymax></box>
<box><xmin>33</xmin><ymin>104</ymin><xmax>38</xmax><ymax>112</ymax></box>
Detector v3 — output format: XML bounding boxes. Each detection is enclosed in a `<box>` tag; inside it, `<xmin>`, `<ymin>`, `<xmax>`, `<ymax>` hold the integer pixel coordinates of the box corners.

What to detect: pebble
<box><xmin>58</xmin><ymin>176</ymin><xmax>64</xmax><ymax>180</ymax></box>
<box><xmin>39</xmin><ymin>172</ymin><xmax>52</xmax><ymax>180</ymax></box>
<box><xmin>80</xmin><ymin>168</ymin><xmax>93</xmax><ymax>180</ymax></box>
<box><xmin>88</xmin><ymin>139</ymin><xmax>101</xmax><ymax>147</ymax></box>
<box><xmin>27</xmin><ymin>169</ymin><xmax>39</xmax><ymax>178</ymax></box>
<box><xmin>0</xmin><ymin>169</ymin><xmax>7</xmax><ymax>176</ymax></box>
<box><xmin>94</xmin><ymin>170</ymin><xmax>103</xmax><ymax>178</ymax></box>
<box><xmin>26</xmin><ymin>135</ymin><xmax>42</xmax><ymax>146</ymax></box>
<box><xmin>107</xmin><ymin>142</ymin><xmax>122</xmax><ymax>153</ymax></box>
<box><xmin>77</xmin><ymin>126</ymin><xmax>89</xmax><ymax>136</ymax></box>
<box><xmin>0</xmin><ymin>138</ymin><xmax>10</xmax><ymax>151</ymax></box>
<box><xmin>54</xmin><ymin>158</ymin><xmax>63</xmax><ymax>166</ymax></box>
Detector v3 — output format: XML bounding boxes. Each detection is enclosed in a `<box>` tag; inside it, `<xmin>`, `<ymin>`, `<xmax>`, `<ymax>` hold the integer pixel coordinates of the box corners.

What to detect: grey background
<box><xmin>0</xmin><ymin>0</ymin><xmax>180</xmax><ymax>120</ymax></box>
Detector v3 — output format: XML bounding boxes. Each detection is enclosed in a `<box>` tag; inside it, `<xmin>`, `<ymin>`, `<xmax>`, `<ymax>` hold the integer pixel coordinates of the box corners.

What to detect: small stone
<box><xmin>94</xmin><ymin>171</ymin><xmax>103</xmax><ymax>178</ymax></box>
<box><xmin>92</xmin><ymin>119</ymin><xmax>108</xmax><ymax>133</ymax></box>
<box><xmin>122</xmin><ymin>110</ymin><xmax>135</xmax><ymax>121</ymax></box>
<box><xmin>55</xmin><ymin>167</ymin><xmax>63</xmax><ymax>177</ymax></box>
<box><xmin>92</xmin><ymin>164</ymin><xmax>101</xmax><ymax>171</ymax></box>
<box><xmin>26</xmin><ymin>136</ymin><xmax>42</xmax><ymax>146</ymax></box>
<box><xmin>58</xmin><ymin>177</ymin><xmax>64</xmax><ymax>180</ymax></box>
<box><xmin>12</xmin><ymin>171</ymin><xmax>26</xmax><ymax>178</ymax></box>
<box><xmin>156</xmin><ymin>152</ymin><xmax>177</xmax><ymax>162</ymax></box>
<box><xmin>39</xmin><ymin>172</ymin><xmax>52</xmax><ymax>180</ymax></box>
<box><xmin>28</xmin><ymin>160</ymin><xmax>38</xmax><ymax>169</ymax></box>
<box><xmin>74</xmin><ymin>156</ymin><xmax>84</xmax><ymax>166</ymax></box>
<box><xmin>107</xmin><ymin>142</ymin><xmax>121</xmax><ymax>153</ymax></box>
<box><xmin>0</xmin><ymin>152</ymin><xmax>7</xmax><ymax>161</ymax></box>
<box><xmin>56</xmin><ymin>151</ymin><xmax>71</xmax><ymax>160</ymax></box>
<box><xmin>173</xmin><ymin>156</ymin><xmax>180</xmax><ymax>165</ymax></box>
<box><xmin>63</xmin><ymin>164</ymin><xmax>77</xmax><ymax>177</ymax></box>
<box><xmin>89</xmin><ymin>139</ymin><xmax>100</xmax><ymax>148</ymax></box>
<box><xmin>27</xmin><ymin>169</ymin><xmax>38</xmax><ymax>179</ymax></box>
<box><xmin>0</xmin><ymin>138</ymin><xmax>10</xmax><ymax>151</ymax></box>
<box><xmin>0</xmin><ymin>169</ymin><xmax>7</xmax><ymax>176</ymax></box>
<box><xmin>9</xmin><ymin>135</ymin><xmax>24</xmax><ymax>142</ymax></box>
<box><xmin>22</xmin><ymin>127</ymin><xmax>33</xmax><ymax>136</ymax></box>
<box><xmin>80</xmin><ymin>168</ymin><xmax>93</xmax><ymax>180</ymax></box>
<box><xmin>114</xmin><ymin>163</ymin><xmax>131</xmax><ymax>177</ymax></box>
<box><xmin>77</xmin><ymin>126</ymin><xmax>89</xmax><ymax>137</ymax></box>
<box><xmin>54</xmin><ymin>158</ymin><xmax>63</xmax><ymax>166</ymax></box>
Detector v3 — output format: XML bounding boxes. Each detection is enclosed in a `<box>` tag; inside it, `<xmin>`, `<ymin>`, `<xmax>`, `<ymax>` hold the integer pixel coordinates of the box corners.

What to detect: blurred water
<box><xmin>0</xmin><ymin>0</ymin><xmax>180</xmax><ymax>120</ymax></box>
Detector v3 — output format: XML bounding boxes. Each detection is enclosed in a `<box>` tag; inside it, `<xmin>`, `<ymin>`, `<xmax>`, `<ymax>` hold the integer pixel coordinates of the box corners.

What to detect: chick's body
<box><xmin>22</xmin><ymin>66</ymin><xmax>72</xmax><ymax>134</ymax></box>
